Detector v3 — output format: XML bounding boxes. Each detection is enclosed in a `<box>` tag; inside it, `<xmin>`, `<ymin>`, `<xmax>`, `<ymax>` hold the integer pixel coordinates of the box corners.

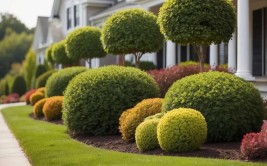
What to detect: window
<box><xmin>74</xmin><ymin>5</ymin><xmax>80</xmax><ymax>27</ymax></box>
<box><xmin>67</xmin><ymin>8</ymin><xmax>72</xmax><ymax>29</ymax></box>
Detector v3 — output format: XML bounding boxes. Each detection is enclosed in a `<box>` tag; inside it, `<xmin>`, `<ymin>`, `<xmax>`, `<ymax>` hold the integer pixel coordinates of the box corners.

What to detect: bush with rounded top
<box><xmin>36</xmin><ymin>87</ymin><xmax>46</xmax><ymax>94</ymax></box>
<box><xmin>23</xmin><ymin>89</ymin><xmax>36</xmax><ymax>104</ymax></box>
<box><xmin>35</xmin><ymin>70</ymin><xmax>56</xmax><ymax>88</ymax></box>
<box><xmin>135</xmin><ymin>119</ymin><xmax>160</xmax><ymax>152</ymax></box>
<box><xmin>11</xmin><ymin>75</ymin><xmax>26</xmax><ymax>96</ymax></box>
<box><xmin>45</xmin><ymin>44</ymin><xmax>55</xmax><ymax>65</ymax></box>
<box><xmin>163</xmin><ymin>71</ymin><xmax>264</xmax><ymax>142</ymax></box>
<box><xmin>43</xmin><ymin>96</ymin><xmax>64</xmax><ymax>121</ymax></box>
<box><xmin>34</xmin><ymin>64</ymin><xmax>47</xmax><ymax>81</ymax></box>
<box><xmin>63</xmin><ymin>65</ymin><xmax>160</xmax><ymax>136</ymax></box>
<box><xmin>30</xmin><ymin>92</ymin><xmax>45</xmax><ymax>106</ymax></box>
<box><xmin>45</xmin><ymin>67</ymin><xmax>87</xmax><ymax>97</ymax></box>
<box><xmin>119</xmin><ymin>98</ymin><xmax>163</xmax><ymax>141</ymax></box>
<box><xmin>144</xmin><ymin>112</ymin><xmax>165</xmax><ymax>121</ymax></box>
<box><xmin>157</xmin><ymin>108</ymin><xmax>207</xmax><ymax>152</ymax></box>
<box><xmin>33</xmin><ymin>98</ymin><xmax>47</xmax><ymax>118</ymax></box>
<box><xmin>52</xmin><ymin>40</ymin><xmax>75</xmax><ymax>65</ymax></box>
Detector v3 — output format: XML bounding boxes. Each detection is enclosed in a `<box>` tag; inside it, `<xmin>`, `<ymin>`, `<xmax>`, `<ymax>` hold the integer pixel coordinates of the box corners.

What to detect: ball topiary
<box><xmin>43</xmin><ymin>96</ymin><xmax>64</xmax><ymax>121</ymax></box>
<box><xmin>30</xmin><ymin>92</ymin><xmax>45</xmax><ymax>106</ymax></box>
<box><xmin>157</xmin><ymin>108</ymin><xmax>207</xmax><ymax>152</ymax></box>
<box><xmin>63</xmin><ymin>65</ymin><xmax>160</xmax><ymax>136</ymax></box>
<box><xmin>162</xmin><ymin>71</ymin><xmax>265</xmax><ymax>142</ymax></box>
<box><xmin>135</xmin><ymin>119</ymin><xmax>160</xmax><ymax>152</ymax></box>
<box><xmin>36</xmin><ymin>87</ymin><xmax>46</xmax><ymax>94</ymax></box>
<box><xmin>11</xmin><ymin>75</ymin><xmax>27</xmax><ymax>96</ymax></box>
<box><xmin>35</xmin><ymin>70</ymin><xmax>56</xmax><ymax>88</ymax></box>
<box><xmin>52</xmin><ymin>40</ymin><xmax>77</xmax><ymax>65</ymax></box>
<box><xmin>119</xmin><ymin>98</ymin><xmax>163</xmax><ymax>141</ymax></box>
<box><xmin>33</xmin><ymin>98</ymin><xmax>47</xmax><ymax>118</ymax></box>
<box><xmin>45</xmin><ymin>67</ymin><xmax>87</xmax><ymax>97</ymax></box>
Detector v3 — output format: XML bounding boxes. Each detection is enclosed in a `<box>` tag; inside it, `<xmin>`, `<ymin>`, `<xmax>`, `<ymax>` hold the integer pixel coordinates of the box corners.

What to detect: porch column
<box><xmin>228</xmin><ymin>32</ymin><xmax>237</xmax><ymax>72</ymax></box>
<box><xmin>166</xmin><ymin>41</ymin><xmax>176</xmax><ymax>67</ymax></box>
<box><xmin>210</xmin><ymin>44</ymin><xmax>218</xmax><ymax>67</ymax></box>
<box><xmin>236</xmin><ymin>0</ymin><xmax>255</xmax><ymax>80</ymax></box>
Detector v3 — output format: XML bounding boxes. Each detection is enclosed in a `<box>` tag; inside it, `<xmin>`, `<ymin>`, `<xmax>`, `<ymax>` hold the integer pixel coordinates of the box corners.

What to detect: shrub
<box><xmin>43</xmin><ymin>96</ymin><xmax>64</xmax><ymax>121</ymax></box>
<box><xmin>23</xmin><ymin>89</ymin><xmax>36</xmax><ymax>104</ymax></box>
<box><xmin>263</xmin><ymin>99</ymin><xmax>267</xmax><ymax>120</ymax></box>
<box><xmin>34</xmin><ymin>64</ymin><xmax>47</xmax><ymax>81</ymax></box>
<box><xmin>157</xmin><ymin>108</ymin><xmax>207</xmax><ymax>152</ymax></box>
<box><xmin>63</xmin><ymin>66</ymin><xmax>160</xmax><ymax>136</ymax></box>
<box><xmin>11</xmin><ymin>75</ymin><xmax>27</xmax><ymax>96</ymax></box>
<box><xmin>30</xmin><ymin>92</ymin><xmax>45</xmax><ymax>106</ymax></box>
<box><xmin>162</xmin><ymin>71</ymin><xmax>264</xmax><ymax>142</ymax></box>
<box><xmin>36</xmin><ymin>87</ymin><xmax>46</xmax><ymax>94</ymax></box>
<box><xmin>119</xmin><ymin>98</ymin><xmax>163</xmax><ymax>141</ymax></box>
<box><xmin>1</xmin><ymin>93</ymin><xmax>20</xmax><ymax>104</ymax></box>
<box><xmin>262</xmin><ymin>121</ymin><xmax>267</xmax><ymax>133</ymax></box>
<box><xmin>33</xmin><ymin>98</ymin><xmax>47</xmax><ymax>118</ymax></box>
<box><xmin>52</xmin><ymin>40</ymin><xmax>76</xmax><ymax>65</ymax></box>
<box><xmin>35</xmin><ymin>70</ymin><xmax>56</xmax><ymax>88</ymax></box>
<box><xmin>144</xmin><ymin>112</ymin><xmax>165</xmax><ymax>121</ymax></box>
<box><xmin>135</xmin><ymin>119</ymin><xmax>160</xmax><ymax>152</ymax></box>
<box><xmin>45</xmin><ymin>44</ymin><xmax>55</xmax><ymax>65</ymax></box>
<box><xmin>45</xmin><ymin>67</ymin><xmax>87</xmax><ymax>97</ymax></box>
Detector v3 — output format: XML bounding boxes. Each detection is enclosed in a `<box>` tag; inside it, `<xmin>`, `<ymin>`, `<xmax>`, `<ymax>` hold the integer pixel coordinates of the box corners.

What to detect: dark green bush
<box><xmin>34</xmin><ymin>64</ymin><xmax>47</xmax><ymax>81</ymax></box>
<box><xmin>126</xmin><ymin>61</ymin><xmax>156</xmax><ymax>71</ymax></box>
<box><xmin>11</xmin><ymin>75</ymin><xmax>26</xmax><ymax>96</ymax></box>
<box><xmin>45</xmin><ymin>67</ymin><xmax>87</xmax><ymax>97</ymax></box>
<box><xmin>35</xmin><ymin>70</ymin><xmax>56</xmax><ymax>88</ymax></box>
<box><xmin>63</xmin><ymin>65</ymin><xmax>160</xmax><ymax>136</ymax></box>
<box><xmin>163</xmin><ymin>71</ymin><xmax>264</xmax><ymax>142</ymax></box>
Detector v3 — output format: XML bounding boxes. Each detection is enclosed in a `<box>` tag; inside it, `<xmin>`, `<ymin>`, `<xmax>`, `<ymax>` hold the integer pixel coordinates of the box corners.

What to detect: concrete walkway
<box><xmin>0</xmin><ymin>103</ymin><xmax>31</xmax><ymax>166</ymax></box>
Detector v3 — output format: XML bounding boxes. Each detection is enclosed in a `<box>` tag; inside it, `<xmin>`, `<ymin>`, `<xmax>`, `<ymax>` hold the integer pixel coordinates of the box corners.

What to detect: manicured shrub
<box><xmin>63</xmin><ymin>66</ymin><xmax>160</xmax><ymax>136</ymax></box>
<box><xmin>23</xmin><ymin>89</ymin><xmax>36</xmax><ymax>104</ymax></box>
<box><xmin>262</xmin><ymin>121</ymin><xmax>267</xmax><ymax>133</ymax></box>
<box><xmin>34</xmin><ymin>64</ymin><xmax>47</xmax><ymax>81</ymax></box>
<box><xmin>263</xmin><ymin>99</ymin><xmax>267</xmax><ymax>120</ymax></box>
<box><xmin>144</xmin><ymin>112</ymin><xmax>165</xmax><ymax>121</ymax></box>
<box><xmin>30</xmin><ymin>92</ymin><xmax>45</xmax><ymax>106</ymax></box>
<box><xmin>36</xmin><ymin>87</ymin><xmax>46</xmax><ymax>94</ymax></box>
<box><xmin>43</xmin><ymin>96</ymin><xmax>64</xmax><ymax>121</ymax></box>
<box><xmin>0</xmin><ymin>79</ymin><xmax>9</xmax><ymax>96</ymax></box>
<box><xmin>33</xmin><ymin>98</ymin><xmax>47</xmax><ymax>118</ymax></box>
<box><xmin>1</xmin><ymin>93</ymin><xmax>20</xmax><ymax>104</ymax></box>
<box><xmin>157</xmin><ymin>108</ymin><xmax>207</xmax><ymax>152</ymax></box>
<box><xmin>163</xmin><ymin>71</ymin><xmax>264</xmax><ymax>142</ymax></box>
<box><xmin>35</xmin><ymin>70</ymin><xmax>56</xmax><ymax>88</ymax></box>
<box><xmin>45</xmin><ymin>44</ymin><xmax>55</xmax><ymax>65</ymax></box>
<box><xmin>135</xmin><ymin>119</ymin><xmax>160</xmax><ymax>152</ymax></box>
<box><xmin>45</xmin><ymin>67</ymin><xmax>87</xmax><ymax>97</ymax></box>
<box><xmin>11</xmin><ymin>75</ymin><xmax>27</xmax><ymax>96</ymax></box>
<box><xmin>52</xmin><ymin>40</ymin><xmax>76</xmax><ymax>65</ymax></box>
<box><xmin>119</xmin><ymin>98</ymin><xmax>163</xmax><ymax>141</ymax></box>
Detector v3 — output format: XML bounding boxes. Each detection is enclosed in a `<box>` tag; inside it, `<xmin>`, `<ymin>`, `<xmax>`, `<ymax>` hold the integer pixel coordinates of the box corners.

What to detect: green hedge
<box><xmin>35</xmin><ymin>70</ymin><xmax>56</xmax><ymax>88</ymax></box>
<box><xmin>11</xmin><ymin>75</ymin><xmax>27</xmax><ymax>96</ymax></box>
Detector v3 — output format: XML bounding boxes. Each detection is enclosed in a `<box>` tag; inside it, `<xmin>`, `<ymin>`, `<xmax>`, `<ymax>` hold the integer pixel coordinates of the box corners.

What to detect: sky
<box><xmin>0</xmin><ymin>0</ymin><xmax>54</xmax><ymax>28</ymax></box>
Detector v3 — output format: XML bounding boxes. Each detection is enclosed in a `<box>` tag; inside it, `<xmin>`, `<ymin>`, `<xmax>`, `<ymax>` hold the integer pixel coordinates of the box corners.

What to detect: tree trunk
<box><xmin>119</xmin><ymin>54</ymin><xmax>125</xmax><ymax>66</ymax></box>
<box><xmin>193</xmin><ymin>45</ymin><xmax>208</xmax><ymax>72</ymax></box>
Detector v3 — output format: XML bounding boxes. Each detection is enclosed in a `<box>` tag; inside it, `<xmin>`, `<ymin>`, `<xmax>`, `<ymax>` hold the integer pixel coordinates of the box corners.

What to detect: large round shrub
<box><xmin>63</xmin><ymin>66</ymin><xmax>160</xmax><ymax>136</ymax></box>
<box><xmin>35</xmin><ymin>70</ymin><xmax>56</xmax><ymax>88</ymax></box>
<box><xmin>11</xmin><ymin>75</ymin><xmax>26</xmax><ymax>96</ymax></box>
<box><xmin>33</xmin><ymin>98</ymin><xmax>47</xmax><ymax>118</ymax></box>
<box><xmin>157</xmin><ymin>108</ymin><xmax>207</xmax><ymax>152</ymax></box>
<box><xmin>45</xmin><ymin>67</ymin><xmax>87</xmax><ymax>97</ymax></box>
<box><xmin>135</xmin><ymin>119</ymin><xmax>160</xmax><ymax>152</ymax></box>
<box><xmin>163</xmin><ymin>71</ymin><xmax>264</xmax><ymax>142</ymax></box>
<box><xmin>43</xmin><ymin>96</ymin><xmax>64</xmax><ymax>121</ymax></box>
<box><xmin>119</xmin><ymin>98</ymin><xmax>163</xmax><ymax>141</ymax></box>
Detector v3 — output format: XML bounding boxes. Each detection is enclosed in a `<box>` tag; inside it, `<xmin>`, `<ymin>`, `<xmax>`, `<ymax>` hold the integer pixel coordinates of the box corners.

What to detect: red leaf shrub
<box><xmin>261</xmin><ymin>121</ymin><xmax>267</xmax><ymax>133</ymax></box>
<box><xmin>23</xmin><ymin>89</ymin><xmax>37</xmax><ymax>105</ymax></box>
<box><xmin>1</xmin><ymin>93</ymin><xmax>20</xmax><ymax>104</ymax></box>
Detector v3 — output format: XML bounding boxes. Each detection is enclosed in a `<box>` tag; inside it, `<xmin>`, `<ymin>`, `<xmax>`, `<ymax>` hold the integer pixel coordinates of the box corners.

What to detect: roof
<box><xmin>32</xmin><ymin>17</ymin><xmax>49</xmax><ymax>50</ymax></box>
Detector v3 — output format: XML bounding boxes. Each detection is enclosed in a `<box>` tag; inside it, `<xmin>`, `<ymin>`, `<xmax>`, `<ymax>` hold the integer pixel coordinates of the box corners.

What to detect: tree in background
<box><xmin>65</xmin><ymin>27</ymin><xmax>106</xmax><ymax>68</ymax></box>
<box><xmin>101</xmin><ymin>8</ymin><xmax>163</xmax><ymax>67</ymax></box>
<box><xmin>22</xmin><ymin>49</ymin><xmax>36</xmax><ymax>90</ymax></box>
<box><xmin>157</xmin><ymin>0</ymin><xmax>236</xmax><ymax>72</ymax></box>
<box><xmin>11</xmin><ymin>75</ymin><xmax>26</xmax><ymax>96</ymax></box>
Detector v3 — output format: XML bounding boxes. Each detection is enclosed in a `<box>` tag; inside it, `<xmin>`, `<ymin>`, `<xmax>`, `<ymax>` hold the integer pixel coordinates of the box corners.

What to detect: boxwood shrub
<box><xmin>45</xmin><ymin>67</ymin><xmax>87</xmax><ymax>97</ymax></box>
<box><xmin>163</xmin><ymin>71</ymin><xmax>264</xmax><ymax>142</ymax></box>
<box><xmin>63</xmin><ymin>66</ymin><xmax>160</xmax><ymax>136</ymax></box>
<box><xmin>35</xmin><ymin>70</ymin><xmax>56</xmax><ymax>88</ymax></box>
<box><xmin>43</xmin><ymin>96</ymin><xmax>64</xmax><ymax>121</ymax></box>
<box><xmin>11</xmin><ymin>75</ymin><xmax>27</xmax><ymax>96</ymax></box>
<box><xmin>30</xmin><ymin>92</ymin><xmax>45</xmax><ymax>106</ymax></box>
<box><xmin>33</xmin><ymin>98</ymin><xmax>47</xmax><ymax>118</ymax></box>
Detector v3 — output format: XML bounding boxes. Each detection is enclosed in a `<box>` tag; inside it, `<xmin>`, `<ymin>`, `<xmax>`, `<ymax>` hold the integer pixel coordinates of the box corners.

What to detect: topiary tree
<box><xmin>65</xmin><ymin>27</ymin><xmax>106</xmax><ymax>68</ymax></box>
<box><xmin>101</xmin><ymin>8</ymin><xmax>164</xmax><ymax>67</ymax></box>
<box><xmin>11</xmin><ymin>75</ymin><xmax>27</xmax><ymax>96</ymax></box>
<box><xmin>158</xmin><ymin>0</ymin><xmax>236</xmax><ymax>72</ymax></box>
<box><xmin>162</xmin><ymin>71</ymin><xmax>264</xmax><ymax>142</ymax></box>
<box><xmin>45</xmin><ymin>44</ymin><xmax>55</xmax><ymax>66</ymax></box>
<box><xmin>52</xmin><ymin>40</ymin><xmax>77</xmax><ymax>66</ymax></box>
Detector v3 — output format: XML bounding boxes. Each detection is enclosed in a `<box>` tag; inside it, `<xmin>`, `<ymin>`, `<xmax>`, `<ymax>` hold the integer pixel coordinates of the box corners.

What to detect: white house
<box><xmin>33</xmin><ymin>0</ymin><xmax>267</xmax><ymax>97</ymax></box>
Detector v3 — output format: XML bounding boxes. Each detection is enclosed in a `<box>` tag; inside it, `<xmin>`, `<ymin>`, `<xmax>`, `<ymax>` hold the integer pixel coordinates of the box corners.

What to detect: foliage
<box><xmin>45</xmin><ymin>67</ymin><xmax>87</xmax><ymax>97</ymax></box>
<box><xmin>263</xmin><ymin>99</ymin><xmax>267</xmax><ymax>120</ymax></box>
<box><xmin>65</xmin><ymin>26</ymin><xmax>106</xmax><ymax>64</ymax></box>
<box><xmin>30</xmin><ymin>92</ymin><xmax>45</xmax><ymax>106</ymax></box>
<box><xmin>0</xmin><ymin>79</ymin><xmax>9</xmax><ymax>96</ymax></box>
<box><xmin>52</xmin><ymin>40</ymin><xmax>76</xmax><ymax>65</ymax></box>
<box><xmin>262</xmin><ymin>121</ymin><xmax>267</xmax><ymax>133</ymax></box>
<box><xmin>162</xmin><ymin>72</ymin><xmax>264</xmax><ymax>142</ymax></box>
<box><xmin>43</xmin><ymin>96</ymin><xmax>64</xmax><ymax>121</ymax></box>
<box><xmin>23</xmin><ymin>89</ymin><xmax>36</xmax><ymax>105</ymax></box>
<box><xmin>126</xmin><ymin>61</ymin><xmax>156</xmax><ymax>71</ymax></box>
<box><xmin>0</xmin><ymin>93</ymin><xmax>19</xmax><ymax>104</ymax></box>
<box><xmin>34</xmin><ymin>64</ymin><xmax>47</xmax><ymax>81</ymax></box>
<box><xmin>11</xmin><ymin>75</ymin><xmax>27</xmax><ymax>96</ymax></box>
<box><xmin>33</xmin><ymin>98</ymin><xmax>47</xmax><ymax>118</ymax></box>
<box><xmin>119</xmin><ymin>98</ymin><xmax>163</xmax><ymax>141</ymax></box>
<box><xmin>63</xmin><ymin>66</ymin><xmax>160</xmax><ymax>136</ymax></box>
<box><xmin>36</xmin><ymin>87</ymin><xmax>46</xmax><ymax>94</ymax></box>
<box><xmin>45</xmin><ymin>44</ymin><xmax>55</xmax><ymax>65</ymax></box>
<box><xmin>157</xmin><ymin>108</ymin><xmax>207</xmax><ymax>152</ymax></box>
<box><xmin>101</xmin><ymin>8</ymin><xmax>164</xmax><ymax>67</ymax></box>
<box><xmin>144</xmin><ymin>112</ymin><xmax>165</xmax><ymax>121</ymax></box>
<box><xmin>135</xmin><ymin>119</ymin><xmax>160</xmax><ymax>152</ymax></box>
<box><xmin>35</xmin><ymin>70</ymin><xmax>56</xmax><ymax>88</ymax></box>
<box><xmin>22</xmin><ymin>49</ymin><xmax>36</xmax><ymax>89</ymax></box>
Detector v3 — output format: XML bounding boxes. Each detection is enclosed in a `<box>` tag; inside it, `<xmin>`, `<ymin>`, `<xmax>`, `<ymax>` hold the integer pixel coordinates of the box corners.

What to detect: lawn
<box><xmin>1</xmin><ymin>106</ymin><xmax>265</xmax><ymax>166</ymax></box>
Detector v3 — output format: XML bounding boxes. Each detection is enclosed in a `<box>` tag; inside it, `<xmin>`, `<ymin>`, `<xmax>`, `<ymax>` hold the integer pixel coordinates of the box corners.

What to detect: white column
<box><xmin>210</xmin><ymin>44</ymin><xmax>218</xmax><ymax>67</ymax></box>
<box><xmin>166</xmin><ymin>41</ymin><xmax>176</xmax><ymax>67</ymax></box>
<box><xmin>236</xmin><ymin>0</ymin><xmax>254</xmax><ymax>80</ymax></box>
<box><xmin>228</xmin><ymin>32</ymin><xmax>237</xmax><ymax>72</ymax></box>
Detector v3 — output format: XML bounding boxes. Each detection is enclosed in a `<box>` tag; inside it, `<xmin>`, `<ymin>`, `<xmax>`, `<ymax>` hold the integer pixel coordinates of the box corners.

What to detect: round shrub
<box><xmin>43</xmin><ymin>96</ymin><xmax>64</xmax><ymax>121</ymax></box>
<box><xmin>11</xmin><ymin>75</ymin><xmax>27</xmax><ymax>96</ymax></box>
<box><xmin>33</xmin><ymin>98</ymin><xmax>47</xmax><ymax>118</ymax></box>
<box><xmin>52</xmin><ymin>40</ymin><xmax>75</xmax><ymax>65</ymax></box>
<box><xmin>45</xmin><ymin>44</ymin><xmax>55</xmax><ymax>65</ymax></box>
<box><xmin>30</xmin><ymin>92</ymin><xmax>45</xmax><ymax>106</ymax></box>
<box><xmin>23</xmin><ymin>89</ymin><xmax>36</xmax><ymax>105</ymax></box>
<box><xmin>119</xmin><ymin>98</ymin><xmax>163</xmax><ymax>141</ymax></box>
<box><xmin>163</xmin><ymin>71</ymin><xmax>264</xmax><ymax>142</ymax></box>
<box><xmin>45</xmin><ymin>67</ymin><xmax>87</xmax><ymax>97</ymax></box>
<box><xmin>135</xmin><ymin>119</ymin><xmax>160</xmax><ymax>152</ymax></box>
<box><xmin>63</xmin><ymin>65</ymin><xmax>160</xmax><ymax>136</ymax></box>
<box><xmin>157</xmin><ymin>108</ymin><xmax>207</xmax><ymax>152</ymax></box>
<box><xmin>36</xmin><ymin>87</ymin><xmax>46</xmax><ymax>94</ymax></box>
<box><xmin>35</xmin><ymin>70</ymin><xmax>56</xmax><ymax>88</ymax></box>
<box><xmin>144</xmin><ymin>112</ymin><xmax>165</xmax><ymax>121</ymax></box>
<box><xmin>34</xmin><ymin>64</ymin><xmax>47</xmax><ymax>81</ymax></box>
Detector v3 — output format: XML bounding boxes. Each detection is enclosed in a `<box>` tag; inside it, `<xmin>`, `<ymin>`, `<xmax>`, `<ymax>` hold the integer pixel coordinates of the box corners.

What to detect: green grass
<box><xmin>1</xmin><ymin>106</ymin><xmax>265</xmax><ymax>166</ymax></box>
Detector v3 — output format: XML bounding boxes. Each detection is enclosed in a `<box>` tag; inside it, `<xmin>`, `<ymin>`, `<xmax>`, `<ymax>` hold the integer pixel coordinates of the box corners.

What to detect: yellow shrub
<box><xmin>33</xmin><ymin>98</ymin><xmax>47</xmax><ymax>118</ymax></box>
<box><xmin>30</xmin><ymin>92</ymin><xmax>45</xmax><ymax>106</ymax></box>
<box><xmin>43</xmin><ymin>96</ymin><xmax>64</xmax><ymax>121</ymax></box>
<box><xmin>36</xmin><ymin>87</ymin><xmax>46</xmax><ymax>94</ymax></box>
